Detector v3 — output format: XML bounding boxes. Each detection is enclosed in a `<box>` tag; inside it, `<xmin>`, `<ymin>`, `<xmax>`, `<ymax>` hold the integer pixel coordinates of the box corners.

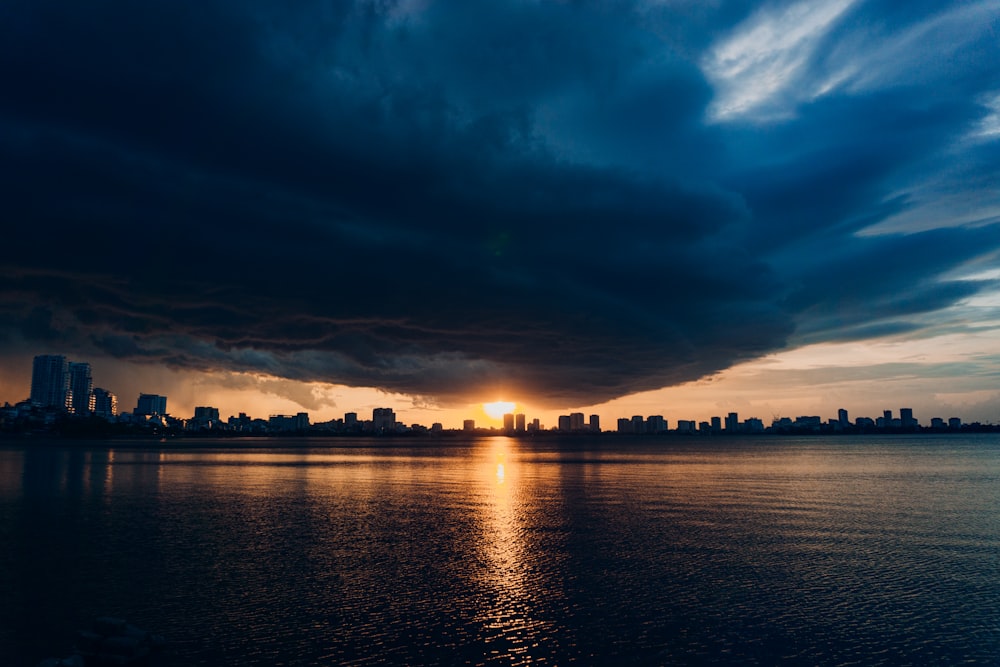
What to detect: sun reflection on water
<box><xmin>473</xmin><ymin>437</ymin><xmax>559</xmax><ymax>662</ymax></box>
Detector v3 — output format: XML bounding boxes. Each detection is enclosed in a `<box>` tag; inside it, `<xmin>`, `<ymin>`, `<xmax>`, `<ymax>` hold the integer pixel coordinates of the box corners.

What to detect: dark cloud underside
<box><xmin>1</xmin><ymin>0</ymin><xmax>998</xmax><ymax>406</ymax></box>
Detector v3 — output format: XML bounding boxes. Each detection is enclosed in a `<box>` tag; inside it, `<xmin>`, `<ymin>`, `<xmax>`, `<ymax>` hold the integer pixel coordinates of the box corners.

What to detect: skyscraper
<box><xmin>373</xmin><ymin>407</ymin><xmax>396</xmax><ymax>433</ymax></box>
<box><xmin>30</xmin><ymin>354</ymin><xmax>69</xmax><ymax>409</ymax></box>
<box><xmin>725</xmin><ymin>412</ymin><xmax>739</xmax><ymax>432</ymax></box>
<box><xmin>135</xmin><ymin>393</ymin><xmax>168</xmax><ymax>416</ymax></box>
<box><xmin>647</xmin><ymin>415</ymin><xmax>667</xmax><ymax>433</ymax></box>
<box><xmin>93</xmin><ymin>388</ymin><xmax>118</xmax><ymax>419</ymax></box>
<box><xmin>68</xmin><ymin>362</ymin><xmax>94</xmax><ymax>415</ymax></box>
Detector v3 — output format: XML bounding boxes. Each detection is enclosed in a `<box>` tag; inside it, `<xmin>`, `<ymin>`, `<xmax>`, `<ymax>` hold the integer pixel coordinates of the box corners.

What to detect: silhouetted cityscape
<box><xmin>2</xmin><ymin>354</ymin><xmax>995</xmax><ymax>437</ymax></box>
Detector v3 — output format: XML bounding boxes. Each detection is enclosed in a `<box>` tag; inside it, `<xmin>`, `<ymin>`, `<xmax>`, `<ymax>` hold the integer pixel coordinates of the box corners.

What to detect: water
<box><xmin>1</xmin><ymin>434</ymin><xmax>998</xmax><ymax>665</ymax></box>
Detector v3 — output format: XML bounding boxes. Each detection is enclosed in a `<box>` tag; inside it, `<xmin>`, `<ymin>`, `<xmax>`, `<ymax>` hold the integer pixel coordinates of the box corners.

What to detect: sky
<box><xmin>2</xmin><ymin>0</ymin><xmax>1000</xmax><ymax>429</ymax></box>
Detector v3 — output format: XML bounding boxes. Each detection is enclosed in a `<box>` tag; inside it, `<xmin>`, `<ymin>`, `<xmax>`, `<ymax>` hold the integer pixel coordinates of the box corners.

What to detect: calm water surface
<box><xmin>1</xmin><ymin>434</ymin><xmax>998</xmax><ymax>665</ymax></box>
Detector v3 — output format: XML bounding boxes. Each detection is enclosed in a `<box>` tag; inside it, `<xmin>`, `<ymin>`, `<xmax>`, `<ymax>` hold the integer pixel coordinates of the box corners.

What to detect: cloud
<box><xmin>1</xmin><ymin>1</ymin><xmax>999</xmax><ymax>409</ymax></box>
<box><xmin>703</xmin><ymin>1</ymin><xmax>1000</xmax><ymax>123</ymax></box>
<box><xmin>702</xmin><ymin>0</ymin><xmax>857</xmax><ymax>122</ymax></box>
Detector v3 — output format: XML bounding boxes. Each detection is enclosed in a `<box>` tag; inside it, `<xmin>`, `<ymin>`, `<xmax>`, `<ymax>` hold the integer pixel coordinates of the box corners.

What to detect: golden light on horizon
<box><xmin>483</xmin><ymin>400</ymin><xmax>516</xmax><ymax>420</ymax></box>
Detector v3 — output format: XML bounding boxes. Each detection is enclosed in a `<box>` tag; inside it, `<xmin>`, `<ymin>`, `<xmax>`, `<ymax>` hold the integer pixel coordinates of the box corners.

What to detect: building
<box><xmin>30</xmin><ymin>354</ymin><xmax>69</xmax><ymax>409</ymax></box>
<box><xmin>344</xmin><ymin>412</ymin><xmax>358</xmax><ymax>427</ymax></box>
<box><xmin>900</xmin><ymin>408</ymin><xmax>916</xmax><ymax>428</ymax></box>
<box><xmin>503</xmin><ymin>413</ymin><xmax>514</xmax><ymax>434</ymax></box>
<box><xmin>677</xmin><ymin>420</ymin><xmax>696</xmax><ymax>433</ymax></box>
<box><xmin>373</xmin><ymin>407</ymin><xmax>396</xmax><ymax>433</ymax></box>
<box><xmin>557</xmin><ymin>415</ymin><xmax>571</xmax><ymax>432</ymax></box>
<box><xmin>269</xmin><ymin>412</ymin><xmax>310</xmax><ymax>432</ymax></box>
<box><xmin>725</xmin><ymin>412</ymin><xmax>739</xmax><ymax>432</ymax></box>
<box><xmin>838</xmin><ymin>408</ymin><xmax>849</xmax><ymax>427</ymax></box>
<box><xmin>631</xmin><ymin>415</ymin><xmax>644</xmax><ymax>433</ymax></box>
<box><xmin>229</xmin><ymin>412</ymin><xmax>252</xmax><ymax>432</ymax></box>
<box><xmin>569</xmin><ymin>413</ymin><xmax>585</xmax><ymax>431</ymax></box>
<box><xmin>711</xmin><ymin>416</ymin><xmax>722</xmax><ymax>432</ymax></box>
<box><xmin>795</xmin><ymin>416</ymin><xmax>822</xmax><ymax>430</ymax></box>
<box><xmin>589</xmin><ymin>414</ymin><xmax>600</xmax><ymax>432</ymax></box>
<box><xmin>647</xmin><ymin>415</ymin><xmax>667</xmax><ymax>433</ymax></box>
<box><xmin>515</xmin><ymin>413</ymin><xmax>526</xmax><ymax>433</ymax></box>
<box><xmin>617</xmin><ymin>417</ymin><xmax>633</xmax><ymax>433</ymax></box>
<box><xmin>67</xmin><ymin>362</ymin><xmax>94</xmax><ymax>415</ymax></box>
<box><xmin>190</xmin><ymin>406</ymin><xmax>221</xmax><ymax>430</ymax></box>
<box><xmin>463</xmin><ymin>419</ymin><xmax>475</xmax><ymax>432</ymax></box>
<box><xmin>92</xmin><ymin>388</ymin><xmax>117</xmax><ymax>419</ymax></box>
<box><xmin>134</xmin><ymin>393</ymin><xmax>167</xmax><ymax>416</ymax></box>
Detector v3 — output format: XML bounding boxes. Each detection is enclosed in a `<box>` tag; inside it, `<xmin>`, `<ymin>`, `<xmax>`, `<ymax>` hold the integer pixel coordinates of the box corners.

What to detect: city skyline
<box><xmin>2</xmin><ymin>3</ymin><xmax>1000</xmax><ymax>428</ymax></box>
<box><xmin>4</xmin><ymin>352</ymin><xmax>984</xmax><ymax>432</ymax></box>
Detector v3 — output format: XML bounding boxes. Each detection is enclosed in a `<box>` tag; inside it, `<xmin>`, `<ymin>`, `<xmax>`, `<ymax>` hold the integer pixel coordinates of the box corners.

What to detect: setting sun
<box><xmin>483</xmin><ymin>401</ymin><xmax>516</xmax><ymax>420</ymax></box>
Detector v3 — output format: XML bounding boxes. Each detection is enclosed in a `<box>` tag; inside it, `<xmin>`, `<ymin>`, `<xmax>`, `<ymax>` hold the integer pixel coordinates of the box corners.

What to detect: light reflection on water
<box><xmin>472</xmin><ymin>438</ymin><xmax>561</xmax><ymax>664</ymax></box>
<box><xmin>1</xmin><ymin>435</ymin><xmax>999</xmax><ymax>665</ymax></box>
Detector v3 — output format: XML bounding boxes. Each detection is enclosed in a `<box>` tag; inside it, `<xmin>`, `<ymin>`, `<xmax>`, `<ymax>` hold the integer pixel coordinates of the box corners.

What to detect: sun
<box><xmin>483</xmin><ymin>400</ymin><xmax>516</xmax><ymax>420</ymax></box>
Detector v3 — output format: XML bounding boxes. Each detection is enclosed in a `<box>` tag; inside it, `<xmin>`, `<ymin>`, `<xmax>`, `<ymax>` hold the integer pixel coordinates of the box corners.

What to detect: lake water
<box><xmin>1</xmin><ymin>434</ymin><xmax>998</xmax><ymax>665</ymax></box>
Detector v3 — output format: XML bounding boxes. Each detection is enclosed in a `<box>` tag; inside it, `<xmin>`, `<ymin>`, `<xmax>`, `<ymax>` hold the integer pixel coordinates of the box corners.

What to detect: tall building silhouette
<box><xmin>68</xmin><ymin>362</ymin><xmax>94</xmax><ymax>415</ymax></box>
<box><xmin>93</xmin><ymin>388</ymin><xmax>118</xmax><ymax>418</ymax></box>
<box><xmin>194</xmin><ymin>406</ymin><xmax>220</xmax><ymax>421</ymax></box>
<box><xmin>515</xmin><ymin>413</ymin><xmax>526</xmax><ymax>433</ymax></box>
<box><xmin>30</xmin><ymin>354</ymin><xmax>69</xmax><ymax>409</ymax></box>
<box><xmin>373</xmin><ymin>407</ymin><xmax>396</xmax><ymax>433</ymax></box>
<box><xmin>647</xmin><ymin>415</ymin><xmax>667</xmax><ymax>433</ymax></box>
<box><xmin>135</xmin><ymin>393</ymin><xmax>167</xmax><ymax>416</ymax></box>
<box><xmin>725</xmin><ymin>412</ymin><xmax>739</xmax><ymax>432</ymax></box>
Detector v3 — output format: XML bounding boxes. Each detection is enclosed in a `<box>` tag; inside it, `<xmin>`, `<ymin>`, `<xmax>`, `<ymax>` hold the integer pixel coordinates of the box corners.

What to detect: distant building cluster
<box><xmin>0</xmin><ymin>353</ymin><xmax>989</xmax><ymax>437</ymax></box>
<box><xmin>3</xmin><ymin>354</ymin><xmax>180</xmax><ymax>431</ymax></box>
<box><xmin>2</xmin><ymin>355</ymin><xmax>452</xmax><ymax>436</ymax></box>
<box><xmin>28</xmin><ymin>354</ymin><xmax>108</xmax><ymax>416</ymax></box>
<box><xmin>611</xmin><ymin>408</ymin><xmax>965</xmax><ymax>435</ymax></box>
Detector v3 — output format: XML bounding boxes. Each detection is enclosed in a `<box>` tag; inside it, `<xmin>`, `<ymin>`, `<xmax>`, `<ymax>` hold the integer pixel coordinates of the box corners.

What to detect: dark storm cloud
<box><xmin>1</xmin><ymin>0</ymin><xmax>999</xmax><ymax>406</ymax></box>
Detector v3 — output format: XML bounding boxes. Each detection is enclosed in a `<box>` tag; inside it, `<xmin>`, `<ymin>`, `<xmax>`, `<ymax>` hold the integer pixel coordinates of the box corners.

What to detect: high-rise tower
<box><xmin>68</xmin><ymin>362</ymin><xmax>94</xmax><ymax>415</ymax></box>
<box><xmin>135</xmin><ymin>393</ymin><xmax>168</xmax><ymax>416</ymax></box>
<box><xmin>30</xmin><ymin>355</ymin><xmax>69</xmax><ymax>409</ymax></box>
<box><xmin>93</xmin><ymin>388</ymin><xmax>118</xmax><ymax>418</ymax></box>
